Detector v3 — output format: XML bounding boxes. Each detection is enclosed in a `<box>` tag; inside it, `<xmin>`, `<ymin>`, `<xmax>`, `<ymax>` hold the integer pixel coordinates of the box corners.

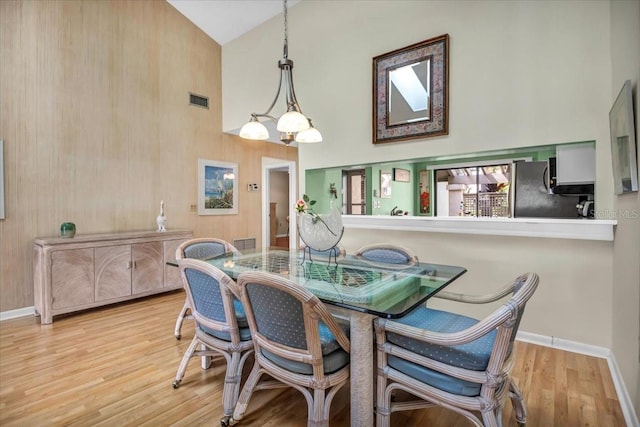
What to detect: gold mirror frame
<box><xmin>373</xmin><ymin>34</ymin><xmax>449</xmax><ymax>144</ymax></box>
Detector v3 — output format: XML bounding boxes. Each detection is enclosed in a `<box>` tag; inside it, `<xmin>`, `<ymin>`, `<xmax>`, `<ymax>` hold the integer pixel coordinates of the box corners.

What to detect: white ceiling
<box><xmin>166</xmin><ymin>0</ymin><xmax>301</xmax><ymax>46</ymax></box>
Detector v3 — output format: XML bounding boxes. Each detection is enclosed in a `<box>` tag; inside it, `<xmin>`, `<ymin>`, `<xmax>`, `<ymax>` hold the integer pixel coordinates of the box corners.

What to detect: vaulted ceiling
<box><xmin>166</xmin><ymin>0</ymin><xmax>301</xmax><ymax>46</ymax></box>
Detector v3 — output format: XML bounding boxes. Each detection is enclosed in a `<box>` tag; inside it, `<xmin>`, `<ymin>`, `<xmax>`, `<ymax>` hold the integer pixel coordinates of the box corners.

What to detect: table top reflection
<box><xmin>189</xmin><ymin>248</ymin><xmax>466</xmax><ymax>319</ymax></box>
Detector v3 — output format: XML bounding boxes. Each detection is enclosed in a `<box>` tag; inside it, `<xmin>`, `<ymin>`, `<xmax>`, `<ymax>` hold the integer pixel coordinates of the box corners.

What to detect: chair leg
<box><xmin>481</xmin><ymin>409</ymin><xmax>500</xmax><ymax>427</ymax></box>
<box><xmin>174</xmin><ymin>300</ymin><xmax>191</xmax><ymax>340</ymax></box>
<box><xmin>309</xmin><ymin>388</ymin><xmax>328</xmax><ymax>427</ymax></box>
<box><xmin>232</xmin><ymin>361</ymin><xmax>264</xmax><ymax>422</ymax></box>
<box><xmin>222</xmin><ymin>352</ymin><xmax>243</xmax><ymax>417</ymax></box>
<box><xmin>376</xmin><ymin>376</ymin><xmax>391</xmax><ymax>427</ymax></box>
<box><xmin>509</xmin><ymin>380</ymin><xmax>527</xmax><ymax>426</ymax></box>
<box><xmin>173</xmin><ymin>336</ymin><xmax>199</xmax><ymax>388</ymax></box>
<box><xmin>201</xmin><ymin>343</ymin><xmax>213</xmax><ymax>369</ymax></box>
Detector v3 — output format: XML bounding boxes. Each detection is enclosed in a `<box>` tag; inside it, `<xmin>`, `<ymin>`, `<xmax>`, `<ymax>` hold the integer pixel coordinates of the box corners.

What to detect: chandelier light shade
<box><xmin>277</xmin><ymin>111</ymin><xmax>309</xmax><ymax>133</ymax></box>
<box><xmin>239</xmin><ymin>116</ymin><xmax>269</xmax><ymax>140</ymax></box>
<box><xmin>293</xmin><ymin>119</ymin><xmax>322</xmax><ymax>143</ymax></box>
<box><xmin>239</xmin><ymin>0</ymin><xmax>322</xmax><ymax>145</ymax></box>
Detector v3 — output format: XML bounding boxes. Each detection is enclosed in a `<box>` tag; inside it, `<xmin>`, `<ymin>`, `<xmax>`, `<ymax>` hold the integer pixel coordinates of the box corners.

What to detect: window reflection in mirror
<box><xmin>435</xmin><ymin>165</ymin><xmax>511</xmax><ymax>217</ymax></box>
<box><xmin>387</xmin><ymin>59</ymin><xmax>430</xmax><ymax>126</ymax></box>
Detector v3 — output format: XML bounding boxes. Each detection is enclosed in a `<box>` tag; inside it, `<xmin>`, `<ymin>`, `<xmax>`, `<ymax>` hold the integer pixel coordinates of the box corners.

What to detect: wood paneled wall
<box><xmin>0</xmin><ymin>0</ymin><xmax>297</xmax><ymax>312</ymax></box>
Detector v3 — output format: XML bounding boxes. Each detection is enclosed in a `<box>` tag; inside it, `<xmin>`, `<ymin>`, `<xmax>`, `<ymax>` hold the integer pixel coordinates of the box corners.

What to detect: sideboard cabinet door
<box><xmin>131</xmin><ymin>241</ymin><xmax>164</xmax><ymax>294</ymax></box>
<box><xmin>95</xmin><ymin>245</ymin><xmax>132</xmax><ymax>301</ymax></box>
<box><xmin>51</xmin><ymin>248</ymin><xmax>94</xmax><ymax>310</ymax></box>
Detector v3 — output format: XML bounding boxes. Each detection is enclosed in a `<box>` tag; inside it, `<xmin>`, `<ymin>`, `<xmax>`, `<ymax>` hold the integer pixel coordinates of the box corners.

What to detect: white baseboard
<box><xmin>0</xmin><ymin>306</ymin><xmax>35</xmax><ymax>321</ymax></box>
<box><xmin>517</xmin><ymin>331</ymin><xmax>638</xmax><ymax>427</ymax></box>
<box><xmin>606</xmin><ymin>351</ymin><xmax>640</xmax><ymax>427</ymax></box>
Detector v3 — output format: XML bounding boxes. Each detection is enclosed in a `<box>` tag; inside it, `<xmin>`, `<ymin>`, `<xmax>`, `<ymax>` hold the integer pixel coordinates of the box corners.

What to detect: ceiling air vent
<box><xmin>189</xmin><ymin>93</ymin><xmax>209</xmax><ymax>109</ymax></box>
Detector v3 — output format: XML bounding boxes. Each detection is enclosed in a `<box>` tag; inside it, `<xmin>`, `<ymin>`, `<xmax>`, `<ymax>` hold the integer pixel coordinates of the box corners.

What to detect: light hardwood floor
<box><xmin>0</xmin><ymin>291</ymin><xmax>625</xmax><ymax>426</ymax></box>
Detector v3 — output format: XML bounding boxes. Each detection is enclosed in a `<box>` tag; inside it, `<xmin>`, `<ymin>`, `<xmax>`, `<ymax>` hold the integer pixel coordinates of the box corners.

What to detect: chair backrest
<box><xmin>177</xmin><ymin>258</ymin><xmax>245</xmax><ymax>344</ymax></box>
<box><xmin>237</xmin><ymin>271</ymin><xmax>350</xmax><ymax>378</ymax></box>
<box><xmin>355</xmin><ymin>243</ymin><xmax>417</xmax><ymax>265</ymax></box>
<box><xmin>176</xmin><ymin>237</ymin><xmax>241</xmax><ymax>260</ymax></box>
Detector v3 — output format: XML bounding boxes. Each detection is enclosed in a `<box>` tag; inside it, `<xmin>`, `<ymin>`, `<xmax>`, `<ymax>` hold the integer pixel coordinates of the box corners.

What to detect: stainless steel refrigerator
<box><xmin>513</xmin><ymin>161</ymin><xmax>582</xmax><ymax>218</ymax></box>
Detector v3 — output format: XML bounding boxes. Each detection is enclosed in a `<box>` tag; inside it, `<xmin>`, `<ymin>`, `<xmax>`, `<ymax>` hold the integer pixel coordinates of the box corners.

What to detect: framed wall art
<box><xmin>198</xmin><ymin>159</ymin><xmax>238</xmax><ymax>215</ymax></box>
<box><xmin>418</xmin><ymin>170</ymin><xmax>431</xmax><ymax>215</ymax></box>
<box><xmin>373</xmin><ymin>34</ymin><xmax>449</xmax><ymax>144</ymax></box>
<box><xmin>609</xmin><ymin>80</ymin><xmax>638</xmax><ymax>195</ymax></box>
<box><xmin>393</xmin><ymin>168</ymin><xmax>410</xmax><ymax>182</ymax></box>
<box><xmin>380</xmin><ymin>170</ymin><xmax>392</xmax><ymax>198</ymax></box>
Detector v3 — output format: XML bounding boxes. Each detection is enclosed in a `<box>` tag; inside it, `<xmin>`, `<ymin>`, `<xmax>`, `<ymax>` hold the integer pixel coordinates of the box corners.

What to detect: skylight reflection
<box><xmin>389</xmin><ymin>63</ymin><xmax>429</xmax><ymax>112</ymax></box>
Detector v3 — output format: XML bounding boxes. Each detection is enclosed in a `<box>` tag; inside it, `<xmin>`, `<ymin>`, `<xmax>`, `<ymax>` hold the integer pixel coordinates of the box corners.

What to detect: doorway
<box><xmin>344</xmin><ymin>169</ymin><xmax>366</xmax><ymax>214</ymax></box>
<box><xmin>262</xmin><ymin>157</ymin><xmax>297</xmax><ymax>249</ymax></box>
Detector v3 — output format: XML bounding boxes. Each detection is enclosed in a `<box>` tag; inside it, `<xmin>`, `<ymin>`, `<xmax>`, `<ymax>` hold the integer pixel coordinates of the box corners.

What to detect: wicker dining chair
<box><xmin>231</xmin><ymin>270</ymin><xmax>351</xmax><ymax>427</ymax></box>
<box><xmin>355</xmin><ymin>243</ymin><xmax>418</xmax><ymax>266</ymax></box>
<box><xmin>173</xmin><ymin>258</ymin><xmax>254</xmax><ymax>426</ymax></box>
<box><xmin>375</xmin><ymin>272</ymin><xmax>539</xmax><ymax>427</ymax></box>
<box><xmin>174</xmin><ymin>238</ymin><xmax>241</xmax><ymax>340</ymax></box>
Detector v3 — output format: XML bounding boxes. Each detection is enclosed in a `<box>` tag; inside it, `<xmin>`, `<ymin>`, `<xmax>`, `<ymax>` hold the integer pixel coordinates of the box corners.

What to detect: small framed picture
<box><xmin>198</xmin><ymin>159</ymin><xmax>238</xmax><ymax>215</ymax></box>
<box><xmin>393</xmin><ymin>168</ymin><xmax>410</xmax><ymax>182</ymax></box>
<box><xmin>380</xmin><ymin>170</ymin><xmax>392</xmax><ymax>198</ymax></box>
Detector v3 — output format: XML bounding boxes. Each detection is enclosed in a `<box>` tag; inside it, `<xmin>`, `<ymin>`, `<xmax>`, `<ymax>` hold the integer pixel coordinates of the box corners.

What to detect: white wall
<box><xmin>610</xmin><ymin>0</ymin><xmax>640</xmax><ymax>418</ymax></box>
<box><xmin>223</xmin><ymin>0</ymin><xmax>614</xmax><ymax>212</ymax></box>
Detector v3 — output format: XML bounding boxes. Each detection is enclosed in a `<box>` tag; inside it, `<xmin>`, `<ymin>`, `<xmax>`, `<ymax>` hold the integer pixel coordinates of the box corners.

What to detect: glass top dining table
<box><xmin>169</xmin><ymin>248</ymin><xmax>466</xmax><ymax>426</ymax></box>
<box><xmin>177</xmin><ymin>248</ymin><xmax>466</xmax><ymax>319</ymax></box>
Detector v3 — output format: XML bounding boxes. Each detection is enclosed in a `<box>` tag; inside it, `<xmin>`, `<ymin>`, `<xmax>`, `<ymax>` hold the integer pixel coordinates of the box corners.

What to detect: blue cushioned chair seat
<box><xmin>318</xmin><ymin>319</ymin><xmax>350</xmax><ymax>353</ymax></box>
<box><xmin>262</xmin><ymin>348</ymin><xmax>349</xmax><ymax>375</ymax></box>
<box><xmin>388</xmin><ymin>355</ymin><xmax>483</xmax><ymax>396</ymax></box>
<box><xmin>261</xmin><ymin>320</ymin><xmax>350</xmax><ymax>375</ymax></box>
<box><xmin>200</xmin><ymin>325</ymin><xmax>252</xmax><ymax>342</ymax></box>
<box><xmin>200</xmin><ymin>299</ymin><xmax>251</xmax><ymax>341</ymax></box>
<box><xmin>386</xmin><ymin>307</ymin><xmax>496</xmax><ymax>397</ymax></box>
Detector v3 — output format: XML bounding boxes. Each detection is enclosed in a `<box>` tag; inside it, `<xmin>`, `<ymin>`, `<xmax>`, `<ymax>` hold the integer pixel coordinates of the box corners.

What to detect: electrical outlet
<box><xmin>247</xmin><ymin>183</ymin><xmax>259</xmax><ymax>191</ymax></box>
<box><xmin>190</xmin><ymin>204</ymin><xmax>197</xmax><ymax>212</ymax></box>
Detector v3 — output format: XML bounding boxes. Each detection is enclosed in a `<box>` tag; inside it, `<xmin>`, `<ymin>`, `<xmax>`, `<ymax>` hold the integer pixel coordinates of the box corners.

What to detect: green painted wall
<box><xmin>304</xmin><ymin>142</ymin><xmax>592</xmax><ymax>217</ymax></box>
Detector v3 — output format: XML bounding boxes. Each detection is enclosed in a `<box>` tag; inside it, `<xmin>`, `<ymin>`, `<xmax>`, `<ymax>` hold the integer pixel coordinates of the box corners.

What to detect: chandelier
<box><xmin>239</xmin><ymin>0</ymin><xmax>322</xmax><ymax>145</ymax></box>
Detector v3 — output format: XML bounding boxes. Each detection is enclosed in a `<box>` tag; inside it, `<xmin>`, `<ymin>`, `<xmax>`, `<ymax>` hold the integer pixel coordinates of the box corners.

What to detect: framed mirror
<box><xmin>373</xmin><ymin>34</ymin><xmax>449</xmax><ymax>144</ymax></box>
<box><xmin>609</xmin><ymin>80</ymin><xmax>638</xmax><ymax>195</ymax></box>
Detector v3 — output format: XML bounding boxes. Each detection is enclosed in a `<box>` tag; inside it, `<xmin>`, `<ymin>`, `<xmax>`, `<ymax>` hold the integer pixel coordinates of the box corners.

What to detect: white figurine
<box><xmin>156</xmin><ymin>200</ymin><xmax>167</xmax><ymax>232</ymax></box>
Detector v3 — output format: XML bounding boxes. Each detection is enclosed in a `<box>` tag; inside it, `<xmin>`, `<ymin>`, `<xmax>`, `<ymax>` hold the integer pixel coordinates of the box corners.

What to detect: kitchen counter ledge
<box><xmin>342</xmin><ymin>215</ymin><xmax>617</xmax><ymax>241</ymax></box>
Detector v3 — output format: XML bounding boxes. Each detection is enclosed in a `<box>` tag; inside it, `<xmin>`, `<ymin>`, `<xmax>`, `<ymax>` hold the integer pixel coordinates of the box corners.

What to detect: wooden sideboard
<box><xmin>33</xmin><ymin>229</ymin><xmax>193</xmax><ymax>324</ymax></box>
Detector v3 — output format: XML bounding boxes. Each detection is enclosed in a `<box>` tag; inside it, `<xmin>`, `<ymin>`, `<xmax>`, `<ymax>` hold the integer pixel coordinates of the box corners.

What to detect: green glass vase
<box><xmin>60</xmin><ymin>222</ymin><xmax>76</xmax><ymax>238</ymax></box>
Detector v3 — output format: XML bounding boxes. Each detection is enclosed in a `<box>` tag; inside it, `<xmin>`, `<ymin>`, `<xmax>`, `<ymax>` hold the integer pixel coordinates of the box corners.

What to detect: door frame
<box><xmin>262</xmin><ymin>157</ymin><xmax>297</xmax><ymax>249</ymax></box>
